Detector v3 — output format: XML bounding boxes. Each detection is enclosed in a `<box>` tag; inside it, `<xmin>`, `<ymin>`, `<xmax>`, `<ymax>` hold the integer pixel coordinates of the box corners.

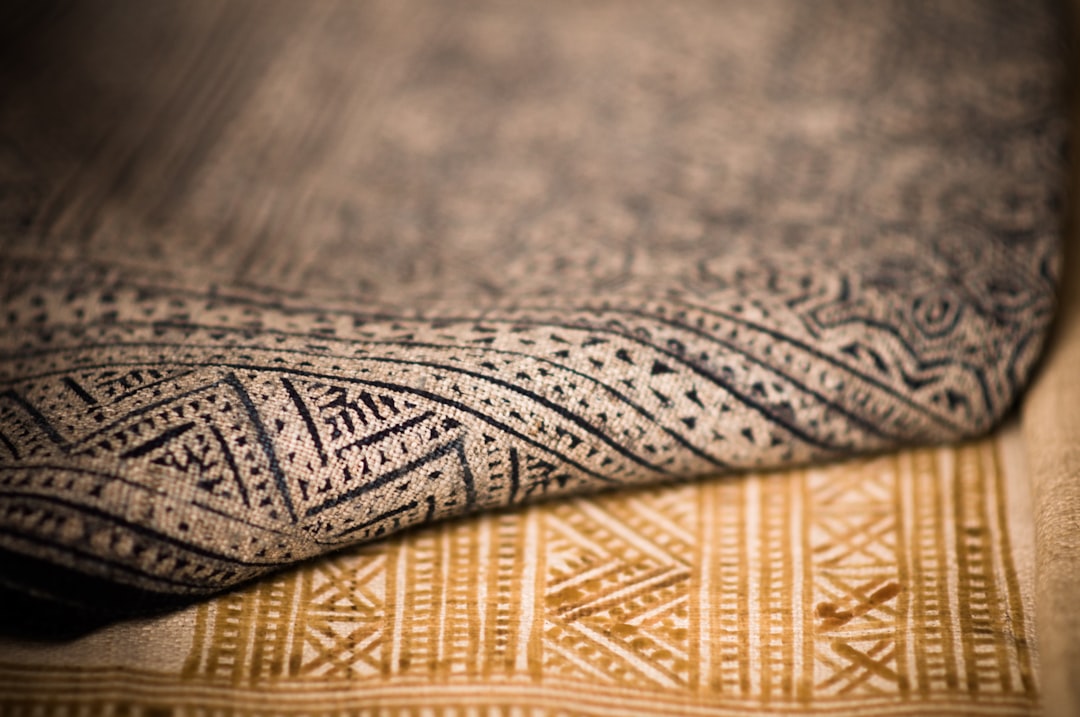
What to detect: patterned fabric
<box><xmin>0</xmin><ymin>0</ymin><xmax>1066</xmax><ymax>601</ymax></box>
<box><xmin>0</xmin><ymin>428</ymin><xmax>1039</xmax><ymax>716</ymax></box>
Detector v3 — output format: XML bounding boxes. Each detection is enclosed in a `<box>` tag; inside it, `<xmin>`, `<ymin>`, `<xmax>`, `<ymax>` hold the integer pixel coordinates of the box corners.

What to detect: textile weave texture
<box><xmin>0</xmin><ymin>430</ymin><xmax>1039</xmax><ymax>715</ymax></box>
<box><xmin>0</xmin><ymin>0</ymin><xmax>1066</xmax><ymax>601</ymax></box>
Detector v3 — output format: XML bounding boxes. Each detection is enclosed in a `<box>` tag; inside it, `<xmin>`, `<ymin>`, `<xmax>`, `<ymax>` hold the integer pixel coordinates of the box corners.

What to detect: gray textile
<box><xmin>0</xmin><ymin>0</ymin><xmax>1066</xmax><ymax>602</ymax></box>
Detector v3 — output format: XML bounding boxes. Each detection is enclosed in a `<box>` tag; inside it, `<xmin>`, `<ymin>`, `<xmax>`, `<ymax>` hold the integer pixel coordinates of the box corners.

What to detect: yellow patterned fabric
<box><xmin>0</xmin><ymin>428</ymin><xmax>1038</xmax><ymax>715</ymax></box>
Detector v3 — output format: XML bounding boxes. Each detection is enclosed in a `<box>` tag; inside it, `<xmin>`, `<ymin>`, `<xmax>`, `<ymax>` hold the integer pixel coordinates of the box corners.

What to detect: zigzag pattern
<box><xmin>0</xmin><ymin>0</ymin><xmax>1066</xmax><ymax>597</ymax></box>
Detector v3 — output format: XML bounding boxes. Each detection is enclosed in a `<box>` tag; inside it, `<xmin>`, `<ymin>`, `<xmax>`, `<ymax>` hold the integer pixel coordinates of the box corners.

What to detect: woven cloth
<box><xmin>0</xmin><ymin>427</ymin><xmax>1040</xmax><ymax>715</ymax></box>
<box><xmin>1022</xmin><ymin>87</ymin><xmax>1080</xmax><ymax>717</ymax></box>
<box><xmin>0</xmin><ymin>0</ymin><xmax>1066</xmax><ymax>606</ymax></box>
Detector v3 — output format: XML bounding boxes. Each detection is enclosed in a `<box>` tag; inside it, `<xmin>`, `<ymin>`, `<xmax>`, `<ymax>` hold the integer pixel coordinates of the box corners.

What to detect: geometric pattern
<box><xmin>0</xmin><ymin>0</ymin><xmax>1065</xmax><ymax>599</ymax></box>
<box><xmin>0</xmin><ymin>430</ymin><xmax>1038</xmax><ymax>715</ymax></box>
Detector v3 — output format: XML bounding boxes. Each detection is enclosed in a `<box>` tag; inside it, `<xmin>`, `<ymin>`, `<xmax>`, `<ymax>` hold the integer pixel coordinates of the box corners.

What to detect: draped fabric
<box><xmin>0</xmin><ymin>0</ymin><xmax>1065</xmax><ymax>606</ymax></box>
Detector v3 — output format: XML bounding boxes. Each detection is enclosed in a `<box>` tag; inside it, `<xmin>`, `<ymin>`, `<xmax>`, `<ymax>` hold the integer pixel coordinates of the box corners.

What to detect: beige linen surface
<box><xmin>1021</xmin><ymin>84</ymin><xmax>1080</xmax><ymax>717</ymax></box>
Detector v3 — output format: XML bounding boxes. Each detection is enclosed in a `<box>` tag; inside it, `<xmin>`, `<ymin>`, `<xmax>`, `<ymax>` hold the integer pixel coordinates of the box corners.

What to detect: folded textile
<box><xmin>0</xmin><ymin>0</ymin><xmax>1067</xmax><ymax>603</ymax></box>
<box><xmin>0</xmin><ymin>428</ymin><xmax>1041</xmax><ymax>715</ymax></box>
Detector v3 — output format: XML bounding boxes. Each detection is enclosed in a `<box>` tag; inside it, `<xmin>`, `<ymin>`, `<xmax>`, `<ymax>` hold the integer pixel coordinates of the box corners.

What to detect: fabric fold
<box><xmin>0</xmin><ymin>0</ymin><xmax>1067</xmax><ymax>602</ymax></box>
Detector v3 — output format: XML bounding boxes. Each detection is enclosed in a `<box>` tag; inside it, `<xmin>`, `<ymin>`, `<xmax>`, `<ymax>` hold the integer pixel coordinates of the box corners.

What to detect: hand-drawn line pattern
<box><xmin>0</xmin><ymin>0</ymin><xmax>1066</xmax><ymax>597</ymax></box>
